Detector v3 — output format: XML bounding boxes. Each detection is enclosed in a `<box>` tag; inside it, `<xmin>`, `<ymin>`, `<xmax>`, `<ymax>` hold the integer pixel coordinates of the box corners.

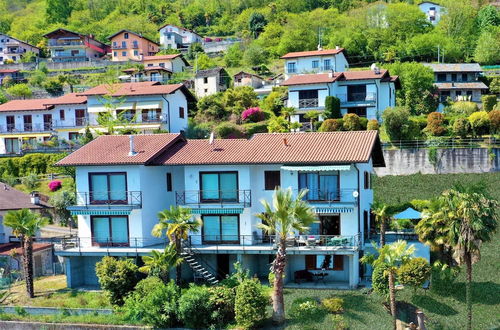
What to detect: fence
<box><xmin>382</xmin><ymin>137</ymin><xmax>499</xmax><ymax>150</ymax></box>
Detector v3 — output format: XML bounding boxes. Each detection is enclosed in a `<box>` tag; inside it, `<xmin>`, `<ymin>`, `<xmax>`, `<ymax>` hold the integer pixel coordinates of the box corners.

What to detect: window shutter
<box><xmin>305</xmin><ymin>255</ymin><xmax>316</xmax><ymax>270</ymax></box>
<box><xmin>333</xmin><ymin>255</ymin><xmax>344</xmax><ymax>271</ymax></box>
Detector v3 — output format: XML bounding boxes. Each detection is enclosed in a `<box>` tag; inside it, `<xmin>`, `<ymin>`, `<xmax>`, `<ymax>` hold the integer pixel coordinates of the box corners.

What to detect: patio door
<box><xmin>75</xmin><ymin>109</ymin><xmax>86</xmax><ymax>126</ymax></box>
<box><xmin>217</xmin><ymin>254</ymin><xmax>230</xmax><ymax>280</ymax></box>
<box><xmin>202</xmin><ymin>215</ymin><xmax>239</xmax><ymax>243</ymax></box>
<box><xmin>6</xmin><ymin>116</ymin><xmax>15</xmax><ymax>132</ymax></box>
<box><xmin>43</xmin><ymin>114</ymin><xmax>52</xmax><ymax>130</ymax></box>
<box><xmin>91</xmin><ymin>216</ymin><xmax>129</xmax><ymax>246</ymax></box>
<box><xmin>319</xmin><ymin>215</ymin><xmax>341</xmax><ymax>236</ymax></box>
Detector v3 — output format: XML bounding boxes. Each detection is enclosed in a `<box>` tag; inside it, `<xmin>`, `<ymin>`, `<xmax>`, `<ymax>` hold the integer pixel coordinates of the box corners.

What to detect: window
<box><xmin>5</xmin><ymin>138</ymin><xmax>19</xmax><ymax>154</ymax></box>
<box><xmin>305</xmin><ymin>255</ymin><xmax>344</xmax><ymax>270</ymax></box>
<box><xmin>204</xmin><ymin>89</ymin><xmax>208</xmax><ymax>94</ymax></box>
<box><xmin>203</xmin><ymin>77</ymin><xmax>208</xmax><ymax>84</ymax></box>
<box><xmin>287</xmin><ymin>62</ymin><xmax>296</xmax><ymax>73</ymax></box>
<box><xmin>200</xmin><ymin>172</ymin><xmax>238</xmax><ymax>201</ymax></box>
<box><xmin>159</xmin><ymin>63</ymin><xmax>165</xmax><ymax>68</ymax></box>
<box><xmin>364</xmin><ymin>171</ymin><xmax>371</xmax><ymax>189</ymax></box>
<box><xmin>59</xmin><ymin>109</ymin><xmax>65</xmax><ymax>121</ymax></box>
<box><xmin>348</xmin><ymin>107</ymin><xmax>367</xmax><ymax>117</ymax></box>
<box><xmin>324</xmin><ymin>59</ymin><xmax>331</xmax><ymax>70</ymax></box>
<box><xmin>89</xmin><ymin>173</ymin><xmax>127</xmax><ymax>203</ymax></box>
<box><xmin>462</xmin><ymin>73</ymin><xmax>468</xmax><ymax>82</ymax></box>
<box><xmin>363</xmin><ymin>211</ymin><xmax>369</xmax><ymax>240</ymax></box>
<box><xmin>124</xmin><ymin>33</ymin><xmax>129</xmax><ymax>39</ymax></box>
<box><xmin>437</xmin><ymin>73</ymin><xmax>446</xmax><ymax>82</ymax></box>
<box><xmin>264</xmin><ymin>171</ymin><xmax>280</xmax><ymax>190</ymax></box>
<box><xmin>133</xmin><ymin>50</ymin><xmax>138</xmax><ymax>56</ymax></box>
<box><xmin>113</xmin><ymin>41</ymin><xmax>117</xmax><ymax>47</ymax></box>
<box><xmin>451</xmin><ymin>73</ymin><xmax>457</xmax><ymax>81</ymax></box>
<box><xmin>121</xmin><ymin>41</ymin><xmax>126</xmax><ymax>48</ymax></box>
<box><xmin>312</xmin><ymin>60</ymin><xmax>319</xmax><ymax>69</ymax></box>
<box><xmin>122</xmin><ymin>51</ymin><xmax>126</xmax><ymax>56</ymax></box>
<box><xmin>113</xmin><ymin>51</ymin><xmax>117</xmax><ymax>57</ymax></box>
<box><xmin>166</xmin><ymin>173</ymin><xmax>172</xmax><ymax>191</ymax></box>
<box><xmin>91</xmin><ymin>216</ymin><xmax>129</xmax><ymax>246</ymax></box>
<box><xmin>69</xmin><ymin>132</ymin><xmax>81</xmax><ymax>141</ymax></box>
<box><xmin>298</xmin><ymin>171</ymin><xmax>339</xmax><ymax>201</ymax></box>
<box><xmin>119</xmin><ymin>110</ymin><xmax>135</xmax><ymax>121</ymax></box>
<box><xmin>6</xmin><ymin>115</ymin><xmax>15</xmax><ymax>132</ymax></box>
<box><xmin>202</xmin><ymin>215</ymin><xmax>239</xmax><ymax>243</ymax></box>
<box><xmin>347</xmin><ymin>85</ymin><xmax>367</xmax><ymax>102</ymax></box>
<box><xmin>179</xmin><ymin>106</ymin><xmax>185</xmax><ymax>119</ymax></box>
<box><xmin>466</xmin><ymin>91</ymin><xmax>473</xmax><ymax>97</ymax></box>
<box><xmin>23</xmin><ymin>115</ymin><xmax>32</xmax><ymax>131</ymax></box>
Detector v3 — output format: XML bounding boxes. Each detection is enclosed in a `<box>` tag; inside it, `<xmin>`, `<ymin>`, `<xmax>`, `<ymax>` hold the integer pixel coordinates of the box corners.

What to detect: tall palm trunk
<box><xmin>380</xmin><ymin>217</ymin><xmax>386</xmax><ymax>247</ymax></box>
<box><xmin>175</xmin><ymin>237</ymin><xmax>182</xmax><ymax>285</ymax></box>
<box><xmin>388</xmin><ymin>270</ymin><xmax>397</xmax><ymax>330</ymax></box>
<box><xmin>23</xmin><ymin>236</ymin><xmax>34</xmax><ymax>298</ymax></box>
<box><xmin>272</xmin><ymin>237</ymin><xmax>286</xmax><ymax>324</ymax></box>
<box><xmin>465</xmin><ymin>252</ymin><xmax>472</xmax><ymax>330</ymax></box>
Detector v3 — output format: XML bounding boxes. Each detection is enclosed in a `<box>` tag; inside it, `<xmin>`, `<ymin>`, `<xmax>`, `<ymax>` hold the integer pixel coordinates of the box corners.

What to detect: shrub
<box><xmin>359</xmin><ymin>117</ymin><xmax>368</xmax><ymax>130</ymax></box>
<box><xmin>95</xmin><ymin>257</ymin><xmax>139</xmax><ymax>306</ymax></box>
<box><xmin>48</xmin><ymin>180</ymin><xmax>62</xmax><ymax>192</ymax></box>
<box><xmin>50</xmin><ymin>190</ymin><xmax>75</xmax><ymax>225</ymax></box>
<box><xmin>488</xmin><ymin>109</ymin><xmax>500</xmax><ymax>134</ymax></box>
<box><xmin>241</xmin><ymin>122</ymin><xmax>268</xmax><ymax>136</ymax></box>
<box><xmin>372</xmin><ymin>264</ymin><xmax>389</xmax><ymax>300</ymax></box>
<box><xmin>319</xmin><ymin>119</ymin><xmax>343</xmax><ymax>132</ymax></box>
<box><xmin>215</xmin><ymin>122</ymin><xmax>245</xmax><ymax>139</ymax></box>
<box><xmin>241</xmin><ymin>107</ymin><xmax>265</xmax><ymax>122</ymax></box>
<box><xmin>322</xmin><ymin>297</ymin><xmax>344</xmax><ymax>314</ymax></box>
<box><xmin>267</xmin><ymin>115</ymin><xmax>290</xmax><ymax>133</ymax></box>
<box><xmin>342</xmin><ymin>113</ymin><xmax>362</xmax><ymax>131</ymax></box>
<box><xmin>382</xmin><ymin>106</ymin><xmax>411</xmax><ymax>141</ymax></box>
<box><xmin>424</xmin><ymin>112</ymin><xmax>447</xmax><ymax>136</ymax></box>
<box><xmin>397</xmin><ymin>257</ymin><xmax>431</xmax><ymax>292</ymax></box>
<box><xmin>482</xmin><ymin>95</ymin><xmax>497</xmax><ymax>112</ymax></box>
<box><xmin>324</xmin><ymin>96</ymin><xmax>341</xmax><ymax>119</ymax></box>
<box><xmin>208</xmin><ymin>285</ymin><xmax>236</xmax><ymax>327</ymax></box>
<box><xmin>452</xmin><ymin>117</ymin><xmax>470</xmax><ymax>138</ymax></box>
<box><xmin>468</xmin><ymin>111</ymin><xmax>491</xmax><ymax>136</ymax></box>
<box><xmin>122</xmin><ymin>277</ymin><xmax>180</xmax><ymax>328</ymax></box>
<box><xmin>330</xmin><ymin>314</ymin><xmax>348</xmax><ymax>330</ymax></box>
<box><xmin>289</xmin><ymin>297</ymin><xmax>326</xmax><ymax>321</ymax></box>
<box><xmin>178</xmin><ymin>285</ymin><xmax>214</xmax><ymax>329</ymax></box>
<box><xmin>367</xmin><ymin>119</ymin><xmax>379</xmax><ymax>131</ymax></box>
<box><xmin>21</xmin><ymin>173</ymin><xmax>39</xmax><ymax>190</ymax></box>
<box><xmin>235</xmin><ymin>279</ymin><xmax>268</xmax><ymax>329</ymax></box>
<box><xmin>448</xmin><ymin>101</ymin><xmax>478</xmax><ymax>116</ymax></box>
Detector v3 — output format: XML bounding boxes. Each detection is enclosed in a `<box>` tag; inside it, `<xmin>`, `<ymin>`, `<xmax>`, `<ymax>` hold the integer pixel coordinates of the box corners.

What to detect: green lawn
<box><xmin>14</xmin><ymin>177</ymin><xmax>74</xmax><ymax>197</ymax></box>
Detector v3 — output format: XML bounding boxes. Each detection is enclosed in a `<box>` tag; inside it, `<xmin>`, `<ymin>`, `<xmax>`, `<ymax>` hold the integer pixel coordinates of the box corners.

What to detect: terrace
<box><xmin>175</xmin><ymin>190</ymin><xmax>252</xmax><ymax>208</ymax></box>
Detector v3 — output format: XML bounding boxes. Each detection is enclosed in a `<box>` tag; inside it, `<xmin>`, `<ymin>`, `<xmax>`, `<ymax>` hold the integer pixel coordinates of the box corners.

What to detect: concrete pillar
<box><xmin>348</xmin><ymin>253</ymin><xmax>359</xmax><ymax>289</ymax></box>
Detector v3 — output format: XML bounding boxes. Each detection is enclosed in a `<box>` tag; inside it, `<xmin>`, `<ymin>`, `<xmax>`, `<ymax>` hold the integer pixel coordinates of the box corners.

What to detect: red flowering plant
<box><xmin>48</xmin><ymin>180</ymin><xmax>62</xmax><ymax>192</ymax></box>
<box><xmin>241</xmin><ymin>107</ymin><xmax>265</xmax><ymax>123</ymax></box>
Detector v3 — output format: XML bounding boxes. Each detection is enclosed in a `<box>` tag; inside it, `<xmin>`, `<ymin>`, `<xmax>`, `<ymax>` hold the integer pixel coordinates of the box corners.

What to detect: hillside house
<box><xmin>158</xmin><ymin>24</ymin><xmax>203</xmax><ymax>50</ymax></box>
<box><xmin>194</xmin><ymin>67</ymin><xmax>230</xmax><ymax>98</ymax></box>
<box><xmin>120</xmin><ymin>67</ymin><xmax>172</xmax><ymax>84</ymax></box>
<box><xmin>0</xmin><ymin>69</ymin><xmax>24</xmax><ymax>86</ymax></box>
<box><xmin>233</xmin><ymin>71</ymin><xmax>265</xmax><ymax>89</ymax></box>
<box><xmin>0</xmin><ymin>34</ymin><xmax>40</xmax><ymax>64</ymax></box>
<box><xmin>281</xmin><ymin>47</ymin><xmax>349</xmax><ymax>79</ymax></box>
<box><xmin>142</xmin><ymin>54</ymin><xmax>189</xmax><ymax>73</ymax></box>
<box><xmin>43</xmin><ymin>28</ymin><xmax>109</xmax><ymax>62</ymax></box>
<box><xmin>418</xmin><ymin>2</ymin><xmax>444</xmax><ymax>25</ymax></box>
<box><xmin>108</xmin><ymin>30</ymin><xmax>159</xmax><ymax>62</ymax></box>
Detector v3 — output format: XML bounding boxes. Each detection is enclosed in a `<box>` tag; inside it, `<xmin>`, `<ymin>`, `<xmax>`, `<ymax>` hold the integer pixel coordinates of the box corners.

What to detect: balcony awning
<box><xmin>188</xmin><ymin>208</ymin><xmax>244</xmax><ymax>215</ymax></box>
<box><xmin>87</xmin><ymin>102</ymin><xmax>136</xmax><ymax>113</ymax></box>
<box><xmin>281</xmin><ymin>165</ymin><xmax>351</xmax><ymax>172</ymax></box>
<box><xmin>314</xmin><ymin>207</ymin><xmax>353</xmax><ymax>214</ymax></box>
<box><xmin>68</xmin><ymin>206</ymin><xmax>133</xmax><ymax>216</ymax></box>
<box><xmin>0</xmin><ymin>133</ymin><xmax>51</xmax><ymax>139</ymax></box>
<box><xmin>135</xmin><ymin>101</ymin><xmax>162</xmax><ymax>110</ymax></box>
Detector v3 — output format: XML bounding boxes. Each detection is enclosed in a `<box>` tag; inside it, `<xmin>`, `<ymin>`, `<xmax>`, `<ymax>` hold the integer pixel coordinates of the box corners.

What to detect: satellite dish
<box><xmin>352</xmin><ymin>190</ymin><xmax>359</xmax><ymax>198</ymax></box>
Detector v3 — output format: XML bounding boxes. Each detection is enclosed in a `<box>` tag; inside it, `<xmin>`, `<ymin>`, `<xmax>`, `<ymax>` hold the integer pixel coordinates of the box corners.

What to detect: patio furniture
<box><xmin>313</xmin><ymin>272</ymin><xmax>328</xmax><ymax>283</ymax></box>
<box><xmin>286</xmin><ymin>237</ymin><xmax>296</xmax><ymax>247</ymax></box>
<box><xmin>294</xmin><ymin>269</ymin><xmax>314</xmax><ymax>283</ymax></box>
<box><xmin>297</xmin><ymin>235</ymin><xmax>308</xmax><ymax>246</ymax></box>
<box><xmin>307</xmin><ymin>235</ymin><xmax>319</xmax><ymax>246</ymax></box>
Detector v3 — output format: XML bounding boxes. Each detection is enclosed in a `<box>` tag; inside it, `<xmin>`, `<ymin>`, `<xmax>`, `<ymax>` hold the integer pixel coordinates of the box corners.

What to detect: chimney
<box><xmin>128</xmin><ymin>135</ymin><xmax>137</xmax><ymax>156</ymax></box>
<box><xmin>317</xmin><ymin>44</ymin><xmax>323</xmax><ymax>51</ymax></box>
<box><xmin>283</xmin><ymin>138</ymin><xmax>289</xmax><ymax>146</ymax></box>
<box><xmin>30</xmin><ymin>191</ymin><xmax>40</xmax><ymax>205</ymax></box>
<box><xmin>335</xmin><ymin>45</ymin><xmax>340</xmax><ymax>50</ymax></box>
<box><xmin>328</xmin><ymin>69</ymin><xmax>335</xmax><ymax>78</ymax></box>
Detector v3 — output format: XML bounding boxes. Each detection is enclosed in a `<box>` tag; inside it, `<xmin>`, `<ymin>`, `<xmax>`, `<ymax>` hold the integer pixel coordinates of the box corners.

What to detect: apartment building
<box><xmin>142</xmin><ymin>54</ymin><xmax>189</xmax><ymax>73</ymax></box>
<box><xmin>43</xmin><ymin>28</ymin><xmax>109</xmax><ymax>62</ymax></box>
<box><xmin>282</xmin><ymin>68</ymin><xmax>399</xmax><ymax>123</ymax></box>
<box><xmin>281</xmin><ymin>47</ymin><xmax>349</xmax><ymax>79</ymax></box>
<box><xmin>0</xmin><ymin>33</ymin><xmax>40</xmax><ymax>64</ymax></box>
<box><xmin>108</xmin><ymin>30</ymin><xmax>159</xmax><ymax>62</ymax></box>
<box><xmin>158</xmin><ymin>24</ymin><xmax>203</xmax><ymax>50</ymax></box>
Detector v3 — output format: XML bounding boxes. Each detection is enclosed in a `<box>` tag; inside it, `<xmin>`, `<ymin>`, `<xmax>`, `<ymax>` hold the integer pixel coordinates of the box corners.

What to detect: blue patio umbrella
<box><xmin>393</xmin><ymin>207</ymin><xmax>421</xmax><ymax>220</ymax></box>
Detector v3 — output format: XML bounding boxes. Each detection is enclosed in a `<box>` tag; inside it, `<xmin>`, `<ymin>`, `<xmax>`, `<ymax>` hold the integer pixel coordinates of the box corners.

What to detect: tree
<box><xmin>249</xmin><ymin>12</ymin><xmax>267</xmax><ymax>38</ymax></box>
<box><xmin>95</xmin><ymin>257</ymin><xmax>140</xmax><ymax>306</ymax></box>
<box><xmin>382</xmin><ymin>106</ymin><xmax>411</xmax><ymax>141</ymax></box>
<box><xmin>49</xmin><ymin>190</ymin><xmax>75</xmax><ymax>226</ymax></box>
<box><xmin>474</xmin><ymin>27</ymin><xmax>500</xmax><ymax>65</ymax></box>
<box><xmin>243</xmin><ymin>43</ymin><xmax>268</xmax><ymax>67</ymax></box>
<box><xmin>195</xmin><ymin>53</ymin><xmax>216</xmax><ymax>70</ymax></box>
<box><xmin>46</xmin><ymin>0</ymin><xmax>73</xmax><ymax>24</ymax></box>
<box><xmin>342</xmin><ymin>113</ymin><xmax>362</xmax><ymax>131</ymax></box>
<box><xmin>81</xmin><ymin>127</ymin><xmax>94</xmax><ymax>145</ymax></box>
<box><xmin>224</xmin><ymin>43</ymin><xmax>243</xmax><ymax>67</ymax></box>
<box><xmin>223</xmin><ymin>86</ymin><xmax>259</xmax><ymax>115</ymax></box>
<box><xmin>468</xmin><ymin>111</ymin><xmax>491</xmax><ymax>137</ymax></box>
<box><xmin>280</xmin><ymin>107</ymin><xmax>296</xmax><ymax>122</ymax></box>
<box><xmin>361</xmin><ymin>240</ymin><xmax>416</xmax><ymax>330</ymax></box>
<box><xmin>397</xmin><ymin>257</ymin><xmax>431</xmax><ymax>294</ymax></box>
<box><xmin>4</xmin><ymin>209</ymin><xmax>48</xmax><ymax>298</ymax></box>
<box><xmin>482</xmin><ymin>95</ymin><xmax>497</xmax><ymax>112</ymax></box>
<box><xmin>324</xmin><ymin>96</ymin><xmax>341</xmax><ymax>119</ymax></box>
<box><xmin>256</xmin><ymin>188</ymin><xmax>316</xmax><ymax>323</ymax></box>
<box><xmin>6</xmin><ymin>84</ymin><xmax>32</xmax><ymax>99</ymax></box>
<box><xmin>267</xmin><ymin>115</ymin><xmax>290</xmax><ymax>133</ymax></box>
<box><xmin>489</xmin><ymin>110</ymin><xmax>500</xmax><ymax>134</ymax></box>
<box><xmin>371</xmin><ymin>201</ymin><xmax>392</xmax><ymax>247</ymax></box>
<box><xmin>152</xmin><ymin>206</ymin><xmax>201</xmax><ymax>285</ymax></box>
<box><xmin>304</xmin><ymin>111</ymin><xmax>321</xmax><ymax>131</ymax></box>
<box><xmin>139</xmin><ymin>244</ymin><xmax>182</xmax><ymax>284</ymax></box>
<box><xmin>442</xmin><ymin>189</ymin><xmax>498</xmax><ymax>330</ymax></box>
<box><xmin>424</xmin><ymin>112</ymin><xmax>447</xmax><ymax>136</ymax></box>
<box><xmin>0</xmin><ymin>90</ymin><xmax>7</xmax><ymax>104</ymax></box>
<box><xmin>476</xmin><ymin>5</ymin><xmax>500</xmax><ymax>32</ymax></box>
<box><xmin>187</xmin><ymin>42</ymin><xmax>204</xmax><ymax>61</ymax></box>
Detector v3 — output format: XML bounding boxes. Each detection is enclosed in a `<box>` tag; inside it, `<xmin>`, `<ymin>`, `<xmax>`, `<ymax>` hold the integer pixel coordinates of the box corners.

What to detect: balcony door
<box><xmin>89</xmin><ymin>172</ymin><xmax>127</xmax><ymax>204</ymax></box>
<box><xmin>298</xmin><ymin>90</ymin><xmax>319</xmax><ymax>108</ymax></box>
<box><xmin>43</xmin><ymin>114</ymin><xmax>52</xmax><ymax>130</ymax></box>
<box><xmin>6</xmin><ymin>116</ymin><xmax>15</xmax><ymax>132</ymax></box>
<box><xmin>91</xmin><ymin>216</ymin><xmax>129</xmax><ymax>246</ymax></box>
<box><xmin>202</xmin><ymin>215</ymin><xmax>239</xmax><ymax>243</ymax></box>
<box><xmin>75</xmin><ymin>109</ymin><xmax>86</xmax><ymax>126</ymax></box>
<box><xmin>5</xmin><ymin>138</ymin><xmax>19</xmax><ymax>154</ymax></box>
<box><xmin>23</xmin><ymin>115</ymin><xmax>32</xmax><ymax>132</ymax></box>
<box><xmin>200</xmin><ymin>172</ymin><xmax>238</xmax><ymax>202</ymax></box>
<box><xmin>347</xmin><ymin>85</ymin><xmax>366</xmax><ymax>102</ymax></box>
<box><xmin>298</xmin><ymin>171</ymin><xmax>339</xmax><ymax>201</ymax></box>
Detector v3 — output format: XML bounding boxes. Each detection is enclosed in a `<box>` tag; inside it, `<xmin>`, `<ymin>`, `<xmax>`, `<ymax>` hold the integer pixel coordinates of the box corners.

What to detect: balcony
<box><xmin>175</xmin><ymin>190</ymin><xmax>252</xmax><ymax>208</ymax></box>
<box><xmin>48</xmin><ymin>40</ymin><xmax>84</xmax><ymax>47</ymax></box>
<box><xmin>0</xmin><ymin>123</ymin><xmax>55</xmax><ymax>134</ymax></box>
<box><xmin>111</xmin><ymin>45</ymin><xmax>127</xmax><ymax>50</ymax></box>
<box><xmin>299</xmin><ymin>189</ymin><xmax>358</xmax><ymax>205</ymax></box>
<box><xmin>336</xmin><ymin>92</ymin><xmax>376</xmax><ymax>106</ymax></box>
<box><xmin>298</xmin><ymin>98</ymin><xmax>319</xmax><ymax>109</ymax></box>
<box><xmin>74</xmin><ymin>191</ymin><xmax>142</xmax><ymax>208</ymax></box>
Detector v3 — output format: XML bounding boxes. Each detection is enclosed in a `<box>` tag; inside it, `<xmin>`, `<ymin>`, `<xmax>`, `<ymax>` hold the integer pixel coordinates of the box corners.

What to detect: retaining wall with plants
<box><xmin>375</xmin><ymin>148</ymin><xmax>500</xmax><ymax>176</ymax></box>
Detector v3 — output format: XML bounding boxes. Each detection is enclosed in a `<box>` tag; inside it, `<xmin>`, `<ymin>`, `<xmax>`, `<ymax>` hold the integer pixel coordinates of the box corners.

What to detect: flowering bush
<box><xmin>48</xmin><ymin>180</ymin><xmax>62</xmax><ymax>192</ymax></box>
<box><xmin>241</xmin><ymin>107</ymin><xmax>264</xmax><ymax>123</ymax></box>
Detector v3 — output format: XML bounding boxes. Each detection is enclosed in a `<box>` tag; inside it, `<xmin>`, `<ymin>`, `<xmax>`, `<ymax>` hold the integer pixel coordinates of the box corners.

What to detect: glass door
<box><xmin>200</xmin><ymin>172</ymin><xmax>238</xmax><ymax>202</ymax></box>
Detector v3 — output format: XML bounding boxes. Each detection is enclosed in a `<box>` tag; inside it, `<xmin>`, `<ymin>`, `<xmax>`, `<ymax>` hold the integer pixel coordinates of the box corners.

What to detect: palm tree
<box><xmin>256</xmin><ymin>187</ymin><xmax>316</xmax><ymax>324</ymax></box>
<box><xmin>280</xmin><ymin>107</ymin><xmax>296</xmax><ymax>122</ymax></box>
<box><xmin>4</xmin><ymin>209</ymin><xmax>48</xmax><ymax>298</ymax></box>
<box><xmin>304</xmin><ymin>110</ymin><xmax>321</xmax><ymax>131</ymax></box>
<box><xmin>371</xmin><ymin>201</ymin><xmax>392</xmax><ymax>247</ymax></box>
<box><xmin>152</xmin><ymin>206</ymin><xmax>202</xmax><ymax>285</ymax></box>
<box><xmin>139</xmin><ymin>244</ymin><xmax>183</xmax><ymax>283</ymax></box>
<box><xmin>361</xmin><ymin>240</ymin><xmax>415</xmax><ymax>330</ymax></box>
<box><xmin>441</xmin><ymin>189</ymin><xmax>498</xmax><ymax>330</ymax></box>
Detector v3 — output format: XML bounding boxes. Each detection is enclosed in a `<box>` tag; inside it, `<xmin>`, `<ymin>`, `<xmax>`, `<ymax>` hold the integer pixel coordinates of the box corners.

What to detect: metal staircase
<box><xmin>181</xmin><ymin>241</ymin><xmax>219</xmax><ymax>285</ymax></box>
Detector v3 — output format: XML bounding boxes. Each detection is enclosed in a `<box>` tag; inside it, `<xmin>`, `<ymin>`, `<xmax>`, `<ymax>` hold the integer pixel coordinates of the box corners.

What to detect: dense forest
<box><xmin>0</xmin><ymin>0</ymin><xmax>499</xmax><ymax>65</ymax></box>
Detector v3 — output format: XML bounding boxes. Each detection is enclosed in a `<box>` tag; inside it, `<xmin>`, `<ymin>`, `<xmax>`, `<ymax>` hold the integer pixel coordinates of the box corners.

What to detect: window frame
<box><xmin>264</xmin><ymin>171</ymin><xmax>281</xmax><ymax>191</ymax></box>
<box><xmin>201</xmin><ymin>214</ymin><xmax>240</xmax><ymax>244</ymax></box>
<box><xmin>88</xmin><ymin>172</ymin><xmax>128</xmax><ymax>204</ymax></box>
<box><xmin>305</xmin><ymin>255</ymin><xmax>344</xmax><ymax>271</ymax></box>
<box><xmin>59</xmin><ymin>109</ymin><xmax>65</xmax><ymax>121</ymax></box>
<box><xmin>90</xmin><ymin>215</ymin><xmax>129</xmax><ymax>247</ymax></box>
<box><xmin>166</xmin><ymin>173</ymin><xmax>172</xmax><ymax>192</ymax></box>
<box><xmin>199</xmin><ymin>171</ymin><xmax>239</xmax><ymax>202</ymax></box>
<box><xmin>179</xmin><ymin>106</ymin><xmax>185</xmax><ymax>119</ymax></box>
<box><xmin>298</xmin><ymin>171</ymin><xmax>340</xmax><ymax>201</ymax></box>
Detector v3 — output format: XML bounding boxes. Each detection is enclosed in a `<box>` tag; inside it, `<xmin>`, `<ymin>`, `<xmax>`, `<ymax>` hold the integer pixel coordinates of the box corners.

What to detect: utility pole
<box><xmin>437</xmin><ymin>45</ymin><xmax>440</xmax><ymax>63</ymax></box>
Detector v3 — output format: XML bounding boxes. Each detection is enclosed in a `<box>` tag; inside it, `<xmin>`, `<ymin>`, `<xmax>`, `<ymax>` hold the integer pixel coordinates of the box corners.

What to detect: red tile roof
<box><xmin>0</xmin><ymin>69</ymin><xmax>20</xmax><ymax>74</ymax></box>
<box><xmin>78</xmin><ymin>82</ymin><xmax>184</xmax><ymax>97</ymax></box>
<box><xmin>107</xmin><ymin>30</ymin><xmax>159</xmax><ymax>46</ymax></box>
<box><xmin>340</xmin><ymin>69</ymin><xmax>389</xmax><ymax>81</ymax></box>
<box><xmin>142</xmin><ymin>54</ymin><xmax>182</xmax><ymax>61</ymax></box>
<box><xmin>58</xmin><ymin>131</ymin><xmax>384</xmax><ymax>167</ymax></box>
<box><xmin>281</xmin><ymin>73</ymin><xmax>344</xmax><ymax>86</ymax></box>
<box><xmin>280</xmin><ymin>48</ymin><xmax>345</xmax><ymax>59</ymax></box>
<box><xmin>0</xmin><ymin>99</ymin><xmax>53</xmax><ymax>112</ymax></box>
<box><xmin>56</xmin><ymin>134</ymin><xmax>185</xmax><ymax>166</ymax></box>
<box><xmin>144</xmin><ymin>66</ymin><xmax>172</xmax><ymax>73</ymax></box>
<box><xmin>0</xmin><ymin>183</ymin><xmax>51</xmax><ymax>210</ymax></box>
<box><xmin>0</xmin><ymin>242</ymin><xmax>53</xmax><ymax>256</ymax></box>
<box><xmin>43</xmin><ymin>93</ymin><xmax>87</xmax><ymax>105</ymax></box>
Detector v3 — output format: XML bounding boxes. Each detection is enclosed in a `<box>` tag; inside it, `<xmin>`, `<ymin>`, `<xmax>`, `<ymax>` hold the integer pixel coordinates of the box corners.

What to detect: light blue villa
<box><xmin>56</xmin><ymin>131</ymin><xmax>428</xmax><ymax>289</ymax></box>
